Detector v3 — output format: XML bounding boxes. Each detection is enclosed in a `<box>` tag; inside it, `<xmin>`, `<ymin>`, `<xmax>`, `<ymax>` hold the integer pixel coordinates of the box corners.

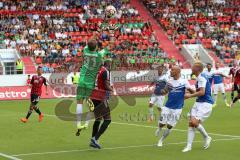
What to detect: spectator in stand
<box><xmin>143</xmin><ymin>0</ymin><xmax>240</xmax><ymax>64</ymax></box>
<box><xmin>42</xmin><ymin>65</ymin><xmax>49</xmax><ymax>73</ymax></box>
<box><xmin>26</xmin><ymin>74</ymin><xmax>31</xmax><ymax>86</ymax></box>
<box><xmin>194</xmin><ymin>52</ymin><xmax>200</xmax><ymax>62</ymax></box>
<box><xmin>0</xmin><ymin>0</ymin><xmax>173</xmax><ymax>73</ymax></box>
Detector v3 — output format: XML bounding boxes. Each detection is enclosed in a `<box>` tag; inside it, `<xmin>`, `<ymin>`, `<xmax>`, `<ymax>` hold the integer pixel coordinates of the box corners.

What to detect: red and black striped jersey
<box><xmin>30</xmin><ymin>75</ymin><xmax>47</xmax><ymax>96</ymax></box>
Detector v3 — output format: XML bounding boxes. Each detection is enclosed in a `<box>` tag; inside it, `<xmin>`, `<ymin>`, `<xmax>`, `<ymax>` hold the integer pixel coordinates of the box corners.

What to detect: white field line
<box><xmin>0</xmin><ymin>153</ymin><xmax>22</xmax><ymax>160</ymax></box>
<box><xmin>43</xmin><ymin>113</ymin><xmax>240</xmax><ymax>138</ymax></box>
<box><xmin>2</xmin><ymin>113</ymin><xmax>239</xmax><ymax>138</ymax></box>
<box><xmin>110</xmin><ymin>121</ymin><xmax>240</xmax><ymax>138</ymax></box>
<box><xmin>11</xmin><ymin>137</ymin><xmax>240</xmax><ymax>157</ymax></box>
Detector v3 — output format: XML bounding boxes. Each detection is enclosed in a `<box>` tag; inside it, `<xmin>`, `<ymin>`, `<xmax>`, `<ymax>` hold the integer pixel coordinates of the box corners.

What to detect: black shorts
<box><xmin>91</xmin><ymin>99</ymin><xmax>111</xmax><ymax>121</ymax></box>
<box><xmin>30</xmin><ymin>94</ymin><xmax>40</xmax><ymax>105</ymax></box>
<box><xmin>233</xmin><ymin>84</ymin><xmax>240</xmax><ymax>94</ymax></box>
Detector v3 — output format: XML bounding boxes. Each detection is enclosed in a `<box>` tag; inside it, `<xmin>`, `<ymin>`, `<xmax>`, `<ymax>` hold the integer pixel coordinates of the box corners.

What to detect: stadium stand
<box><xmin>0</xmin><ymin>0</ymin><xmax>183</xmax><ymax>74</ymax></box>
<box><xmin>143</xmin><ymin>0</ymin><xmax>240</xmax><ymax>65</ymax></box>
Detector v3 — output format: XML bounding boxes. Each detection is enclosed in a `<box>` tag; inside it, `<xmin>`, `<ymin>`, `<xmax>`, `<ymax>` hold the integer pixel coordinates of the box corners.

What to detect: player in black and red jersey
<box><xmin>21</xmin><ymin>66</ymin><xmax>48</xmax><ymax>123</ymax></box>
<box><xmin>89</xmin><ymin>59</ymin><xmax>113</xmax><ymax>149</ymax></box>
<box><xmin>230</xmin><ymin>62</ymin><xmax>240</xmax><ymax>108</ymax></box>
<box><xmin>229</xmin><ymin>62</ymin><xmax>238</xmax><ymax>101</ymax></box>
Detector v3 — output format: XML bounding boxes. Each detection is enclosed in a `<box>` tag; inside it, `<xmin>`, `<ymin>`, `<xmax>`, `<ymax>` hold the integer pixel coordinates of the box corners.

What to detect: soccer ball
<box><xmin>105</xmin><ymin>5</ymin><xmax>116</xmax><ymax>18</ymax></box>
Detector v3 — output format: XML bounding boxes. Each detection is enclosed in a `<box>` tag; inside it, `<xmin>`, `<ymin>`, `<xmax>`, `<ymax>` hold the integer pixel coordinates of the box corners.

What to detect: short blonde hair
<box><xmin>194</xmin><ymin>61</ymin><xmax>204</xmax><ymax>71</ymax></box>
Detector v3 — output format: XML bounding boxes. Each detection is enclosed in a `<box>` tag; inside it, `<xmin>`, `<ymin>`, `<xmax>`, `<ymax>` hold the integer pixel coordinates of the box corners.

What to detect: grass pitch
<box><xmin>0</xmin><ymin>93</ymin><xmax>240</xmax><ymax>160</ymax></box>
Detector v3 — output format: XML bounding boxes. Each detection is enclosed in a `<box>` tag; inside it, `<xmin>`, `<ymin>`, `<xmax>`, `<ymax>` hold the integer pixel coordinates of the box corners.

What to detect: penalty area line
<box><xmin>11</xmin><ymin>137</ymin><xmax>240</xmax><ymax>157</ymax></box>
<box><xmin>0</xmin><ymin>153</ymin><xmax>22</xmax><ymax>160</ymax></box>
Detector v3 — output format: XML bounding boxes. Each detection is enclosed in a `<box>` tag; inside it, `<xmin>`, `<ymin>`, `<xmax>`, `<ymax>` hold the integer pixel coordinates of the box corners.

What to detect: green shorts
<box><xmin>76</xmin><ymin>81</ymin><xmax>95</xmax><ymax>100</ymax></box>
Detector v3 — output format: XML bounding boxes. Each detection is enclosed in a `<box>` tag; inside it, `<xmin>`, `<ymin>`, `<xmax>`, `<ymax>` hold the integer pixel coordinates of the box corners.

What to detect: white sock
<box><xmin>196</xmin><ymin>124</ymin><xmax>208</xmax><ymax>139</ymax></box>
<box><xmin>149</xmin><ymin>107</ymin><xmax>154</xmax><ymax>118</ymax></box>
<box><xmin>84</xmin><ymin>112</ymin><xmax>92</xmax><ymax>126</ymax></box>
<box><xmin>187</xmin><ymin>127</ymin><xmax>195</xmax><ymax>148</ymax></box>
<box><xmin>158</xmin><ymin>126</ymin><xmax>163</xmax><ymax>132</ymax></box>
<box><xmin>76</xmin><ymin>104</ymin><xmax>83</xmax><ymax>126</ymax></box>
<box><xmin>160</xmin><ymin>128</ymin><xmax>171</xmax><ymax>142</ymax></box>
<box><xmin>156</xmin><ymin>126</ymin><xmax>163</xmax><ymax>136</ymax></box>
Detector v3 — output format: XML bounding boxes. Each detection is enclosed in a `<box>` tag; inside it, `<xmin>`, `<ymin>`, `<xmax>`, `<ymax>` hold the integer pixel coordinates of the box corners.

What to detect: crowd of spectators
<box><xmin>0</xmin><ymin>0</ymin><xmax>175</xmax><ymax>73</ymax></box>
<box><xmin>143</xmin><ymin>0</ymin><xmax>240</xmax><ymax>64</ymax></box>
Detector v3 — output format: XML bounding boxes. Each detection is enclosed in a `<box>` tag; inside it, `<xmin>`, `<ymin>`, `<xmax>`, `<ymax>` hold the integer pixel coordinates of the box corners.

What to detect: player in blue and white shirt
<box><xmin>155</xmin><ymin>66</ymin><xmax>194</xmax><ymax>147</ymax></box>
<box><xmin>212</xmin><ymin>63</ymin><xmax>229</xmax><ymax>107</ymax></box>
<box><xmin>148</xmin><ymin>65</ymin><xmax>169</xmax><ymax>122</ymax></box>
<box><xmin>183</xmin><ymin>62</ymin><xmax>214</xmax><ymax>152</ymax></box>
<box><xmin>203</xmin><ymin>63</ymin><xmax>213</xmax><ymax>85</ymax></box>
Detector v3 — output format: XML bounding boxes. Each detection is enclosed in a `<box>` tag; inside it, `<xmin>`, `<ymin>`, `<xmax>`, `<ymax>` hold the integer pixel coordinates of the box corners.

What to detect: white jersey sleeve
<box><xmin>197</xmin><ymin>76</ymin><xmax>207</xmax><ymax>88</ymax></box>
<box><xmin>184</xmin><ymin>79</ymin><xmax>191</xmax><ymax>89</ymax></box>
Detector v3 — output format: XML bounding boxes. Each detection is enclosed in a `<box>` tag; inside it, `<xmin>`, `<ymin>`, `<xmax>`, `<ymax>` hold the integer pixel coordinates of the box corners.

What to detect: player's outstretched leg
<box><xmin>33</xmin><ymin>106</ymin><xmax>43</xmax><ymax>122</ymax></box>
<box><xmin>182</xmin><ymin>126</ymin><xmax>195</xmax><ymax>152</ymax></box>
<box><xmin>231</xmin><ymin>90</ymin><xmax>234</xmax><ymax>102</ymax></box>
<box><xmin>230</xmin><ymin>95</ymin><xmax>240</xmax><ymax>108</ymax></box>
<box><xmin>21</xmin><ymin>105</ymin><xmax>34</xmax><ymax>123</ymax></box>
<box><xmin>92</xmin><ymin>120</ymin><xmax>101</xmax><ymax>138</ymax></box>
<box><xmin>90</xmin><ymin>120</ymin><xmax>111</xmax><ymax>149</ymax></box>
<box><xmin>157</xmin><ymin>124</ymin><xmax>172</xmax><ymax>147</ymax></box>
<box><xmin>197</xmin><ymin>124</ymin><xmax>212</xmax><ymax>149</ymax></box>
<box><xmin>213</xmin><ymin>94</ymin><xmax>218</xmax><ymax>107</ymax></box>
<box><xmin>148</xmin><ymin>103</ymin><xmax>154</xmax><ymax>122</ymax></box>
<box><xmin>76</xmin><ymin>99</ymin><xmax>84</xmax><ymax>136</ymax></box>
<box><xmin>222</xmin><ymin>93</ymin><xmax>229</xmax><ymax>107</ymax></box>
<box><xmin>183</xmin><ymin>118</ymin><xmax>212</xmax><ymax>152</ymax></box>
<box><xmin>76</xmin><ymin>99</ymin><xmax>93</xmax><ymax>136</ymax></box>
<box><xmin>155</xmin><ymin>123</ymin><xmax>164</xmax><ymax>137</ymax></box>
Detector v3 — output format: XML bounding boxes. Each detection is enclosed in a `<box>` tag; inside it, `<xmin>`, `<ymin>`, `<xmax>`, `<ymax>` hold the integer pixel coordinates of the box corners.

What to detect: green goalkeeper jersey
<box><xmin>79</xmin><ymin>46</ymin><xmax>107</xmax><ymax>88</ymax></box>
<box><xmin>77</xmin><ymin>46</ymin><xmax>108</xmax><ymax>100</ymax></box>
<box><xmin>79</xmin><ymin>46</ymin><xmax>104</xmax><ymax>88</ymax></box>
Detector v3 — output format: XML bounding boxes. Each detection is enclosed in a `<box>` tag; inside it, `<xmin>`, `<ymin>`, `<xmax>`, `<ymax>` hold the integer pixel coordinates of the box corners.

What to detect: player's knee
<box><xmin>159</xmin><ymin>123</ymin><xmax>165</xmax><ymax>128</ymax></box>
<box><xmin>107</xmin><ymin>119</ymin><xmax>111</xmax><ymax>124</ymax></box>
<box><xmin>94</xmin><ymin>119</ymin><xmax>101</xmax><ymax>123</ymax></box>
<box><xmin>94</xmin><ymin>120</ymin><xmax>101</xmax><ymax>126</ymax></box>
<box><xmin>103</xmin><ymin>120</ymin><xmax>111</xmax><ymax>126</ymax></box>
<box><xmin>190</xmin><ymin>119</ymin><xmax>199</xmax><ymax>128</ymax></box>
<box><xmin>188</xmin><ymin>122</ymin><xmax>194</xmax><ymax>127</ymax></box>
<box><xmin>31</xmin><ymin>101</ymin><xmax>37</xmax><ymax>106</ymax></box>
<box><xmin>166</xmin><ymin>124</ymin><xmax>173</xmax><ymax>129</ymax></box>
<box><xmin>96</xmin><ymin>117</ymin><xmax>102</xmax><ymax>121</ymax></box>
<box><xmin>77</xmin><ymin>99</ymin><xmax>83</xmax><ymax>104</ymax></box>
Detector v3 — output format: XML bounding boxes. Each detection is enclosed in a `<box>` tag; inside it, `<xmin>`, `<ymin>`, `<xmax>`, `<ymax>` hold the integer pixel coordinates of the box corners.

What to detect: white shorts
<box><xmin>190</xmin><ymin>102</ymin><xmax>212</xmax><ymax>122</ymax></box>
<box><xmin>159</xmin><ymin>107</ymin><xmax>182</xmax><ymax>127</ymax></box>
<box><xmin>213</xmin><ymin>83</ymin><xmax>225</xmax><ymax>94</ymax></box>
<box><xmin>149</xmin><ymin>94</ymin><xmax>165</xmax><ymax>108</ymax></box>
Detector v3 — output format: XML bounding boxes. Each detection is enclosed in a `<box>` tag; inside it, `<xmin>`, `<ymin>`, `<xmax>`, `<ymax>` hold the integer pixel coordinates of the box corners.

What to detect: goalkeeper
<box><xmin>76</xmin><ymin>39</ymin><xmax>109</xmax><ymax>135</ymax></box>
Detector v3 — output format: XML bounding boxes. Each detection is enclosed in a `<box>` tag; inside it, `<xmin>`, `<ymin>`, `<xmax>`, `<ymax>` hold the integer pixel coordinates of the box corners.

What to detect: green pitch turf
<box><xmin>0</xmin><ymin>94</ymin><xmax>240</xmax><ymax>160</ymax></box>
